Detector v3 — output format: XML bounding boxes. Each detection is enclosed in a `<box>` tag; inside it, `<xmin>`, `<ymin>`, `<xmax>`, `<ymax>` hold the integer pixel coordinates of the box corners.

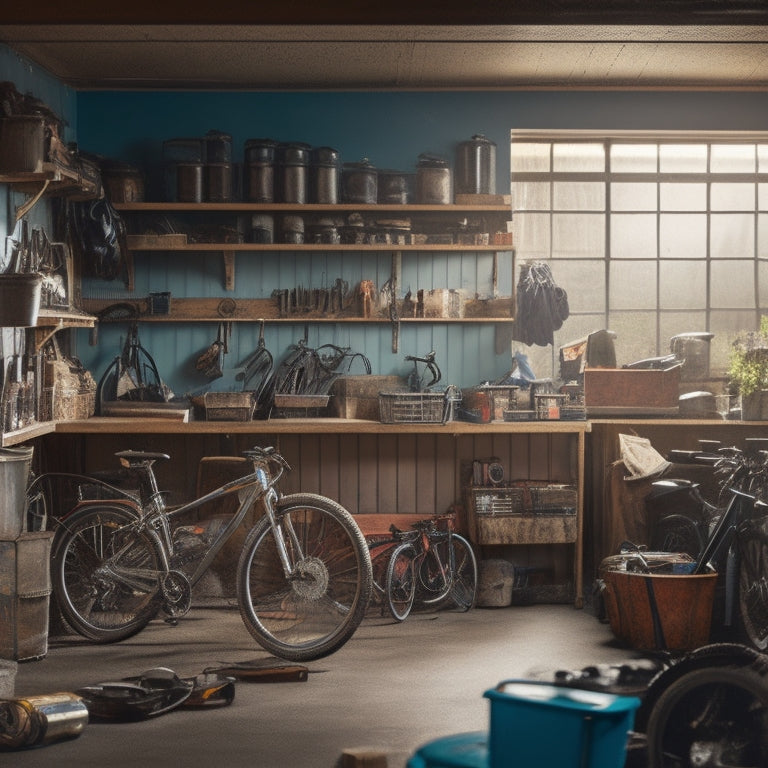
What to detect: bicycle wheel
<box><xmin>51</xmin><ymin>504</ymin><xmax>164</xmax><ymax>642</ymax></box>
<box><xmin>448</xmin><ymin>533</ymin><xmax>478</xmax><ymax>611</ymax></box>
<box><xmin>236</xmin><ymin>493</ymin><xmax>373</xmax><ymax>661</ymax></box>
<box><xmin>645</xmin><ymin>662</ymin><xmax>768</xmax><ymax>767</ymax></box>
<box><xmin>738</xmin><ymin>529</ymin><xmax>768</xmax><ymax>651</ymax></box>
<box><xmin>650</xmin><ymin>514</ymin><xmax>706</xmax><ymax>559</ymax></box>
<box><xmin>417</xmin><ymin>542</ymin><xmax>453</xmax><ymax>606</ymax></box>
<box><xmin>385</xmin><ymin>542</ymin><xmax>418</xmax><ymax>621</ymax></box>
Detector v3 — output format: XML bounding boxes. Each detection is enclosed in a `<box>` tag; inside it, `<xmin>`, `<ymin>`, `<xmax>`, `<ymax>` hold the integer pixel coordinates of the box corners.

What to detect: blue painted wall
<box><xmin>5</xmin><ymin>41</ymin><xmax>768</xmax><ymax>394</ymax></box>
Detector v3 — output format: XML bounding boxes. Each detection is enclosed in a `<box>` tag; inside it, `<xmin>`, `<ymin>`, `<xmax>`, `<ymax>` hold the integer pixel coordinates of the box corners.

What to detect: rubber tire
<box><xmin>738</xmin><ymin>529</ymin><xmax>768</xmax><ymax>651</ymax></box>
<box><xmin>650</xmin><ymin>513</ymin><xmax>706</xmax><ymax>559</ymax></box>
<box><xmin>236</xmin><ymin>493</ymin><xmax>373</xmax><ymax>661</ymax></box>
<box><xmin>646</xmin><ymin>662</ymin><xmax>768</xmax><ymax>767</ymax></box>
<box><xmin>385</xmin><ymin>542</ymin><xmax>418</xmax><ymax>621</ymax></box>
<box><xmin>448</xmin><ymin>533</ymin><xmax>478</xmax><ymax>611</ymax></box>
<box><xmin>51</xmin><ymin>504</ymin><xmax>164</xmax><ymax>643</ymax></box>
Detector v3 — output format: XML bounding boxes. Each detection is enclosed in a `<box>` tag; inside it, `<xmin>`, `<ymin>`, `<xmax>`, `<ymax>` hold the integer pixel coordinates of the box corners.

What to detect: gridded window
<box><xmin>510</xmin><ymin>131</ymin><xmax>767</xmax><ymax>378</ymax></box>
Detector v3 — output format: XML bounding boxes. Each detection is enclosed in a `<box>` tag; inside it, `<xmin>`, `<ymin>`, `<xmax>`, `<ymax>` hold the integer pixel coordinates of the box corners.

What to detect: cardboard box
<box><xmin>331</xmin><ymin>375</ymin><xmax>406</xmax><ymax>420</ymax></box>
<box><xmin>584</xmin><ymin>365</ymin><xmax>681</xmax><ymax>417</ymax></box>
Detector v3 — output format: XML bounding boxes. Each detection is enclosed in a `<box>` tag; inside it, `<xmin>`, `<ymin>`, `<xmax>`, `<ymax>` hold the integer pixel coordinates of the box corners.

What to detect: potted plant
<box><xmin>728</xmin><ymin>316</ymin><xmax>768</xmax><ymax>420</ymax></box>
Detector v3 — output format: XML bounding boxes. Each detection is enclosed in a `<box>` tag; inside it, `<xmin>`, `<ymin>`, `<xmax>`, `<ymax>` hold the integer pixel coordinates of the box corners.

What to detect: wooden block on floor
<box><xmin>340</xmin><ymin>747</ymin><xmax>388</xmax><ymax>768</ymax></box>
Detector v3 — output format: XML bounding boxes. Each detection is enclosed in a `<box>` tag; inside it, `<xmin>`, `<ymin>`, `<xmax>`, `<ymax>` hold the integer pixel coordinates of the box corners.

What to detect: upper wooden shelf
<box><xmin>113</xmin><ymin>202</ymin><xmax>512</xmax><ymax>214</ymax></box>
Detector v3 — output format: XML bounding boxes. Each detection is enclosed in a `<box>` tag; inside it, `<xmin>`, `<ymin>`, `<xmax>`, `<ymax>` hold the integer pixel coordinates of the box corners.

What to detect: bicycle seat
<box><xmin>115</xmin><ymin>450</ymin><xmax>171</xmax><ymax>467</ymax></box>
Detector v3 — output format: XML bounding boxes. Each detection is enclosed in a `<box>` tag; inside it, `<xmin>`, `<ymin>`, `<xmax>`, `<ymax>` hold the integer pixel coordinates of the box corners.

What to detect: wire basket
<box><xmin>378</xmin><ymin>391</ymin><xmax>447</xmax><ymax>423</ymax></box>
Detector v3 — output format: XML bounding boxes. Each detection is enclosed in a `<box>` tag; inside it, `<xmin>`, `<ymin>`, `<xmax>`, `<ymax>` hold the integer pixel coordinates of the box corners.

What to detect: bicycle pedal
<box><xmin>164</xmin><ymin>617</ymin><xmax>179</xmax><ymax>626</ymax></box>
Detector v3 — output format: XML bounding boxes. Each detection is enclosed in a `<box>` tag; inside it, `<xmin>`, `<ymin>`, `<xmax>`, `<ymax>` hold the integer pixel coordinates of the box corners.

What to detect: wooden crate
<box><xmin>584</xmin><ymin>365</ymin><xmax>681</xmax><ymax>417</ymax></box>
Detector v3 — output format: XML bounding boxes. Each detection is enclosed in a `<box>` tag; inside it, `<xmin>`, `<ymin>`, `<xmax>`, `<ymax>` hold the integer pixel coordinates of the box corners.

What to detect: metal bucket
<box><xmin>0</xmin><ymin>446</ymin><xmax>34</xmax><ymax>538</ymax></box>
<box><xmin>0</xmin><ymin>273</ymin><xmax>42</xmax><ymax>327</ymax></box>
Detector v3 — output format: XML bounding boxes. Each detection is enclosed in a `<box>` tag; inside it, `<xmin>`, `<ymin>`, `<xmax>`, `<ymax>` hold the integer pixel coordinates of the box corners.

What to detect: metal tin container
<box><xmin>244</xmin><ymin>138</ymin><xmax>277</xmax><ymax>203</ymax></box>
<box><xmin>415</xmin><ymin>154</ymin><xmax>452</xmax><ymax>204</ymax></box>
<box><xmin>205</xmin><ymin>129</ymin><xmax>232</xmax><ymax>163</ymax></box>
<box><xmin>277</xmin><ymin>142</ymin><xmax>310</xmax><ymax>204</ymax></box>
<box><xmin>377</xmin><ymin>169</ymin><xmax>412</xmax><ymax>204</ymax></box>
<box><xmin>175</xmin><ymin>162</ymin><xmax>204</xmax><ymax>202</ymax></box>
<box><xmin>100</xmin><ymin>161</ymin><xmax>145</xmax><ymax>203</ymax></box>
<box><xmin>279</xmin><ymin>214</ymin><xmax>304</xmax><ymax>244</ymax></box>
<box><xmin>162</xmin><ymin>138</ymin><xmax>205</xmax><ymax>164</ymax></box>
<box><xmin>0</xmin><ymin>116</ymin><xmax>48</xmax><ymax>173</ymax></box>
<box><xmin>455</xmin><ymin>134</ymin><xmax>497</xmax><ymax>195</ymax></box>
<box><xmin>249</xmin><ymin>214</ymin><xmax>274</xmax><ymax>244</ymax></box>
<box><xmin>205</xmin><ymin>163</ymin><xmax>233</xmax><ymax>202</ymax></box>
<box><xmin>310</xmin><ymin>146</ymin><xmax>340</xmax><ymax>204</ymax></box>
<box><xmin>342</xmin><ymin>159</ymin><xmax>378</xmax><ymax>204</ymax></box>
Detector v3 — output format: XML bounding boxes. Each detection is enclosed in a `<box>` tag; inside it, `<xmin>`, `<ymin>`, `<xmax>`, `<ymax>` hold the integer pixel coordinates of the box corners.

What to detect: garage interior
<box><xmin>3</xmin><ymin>2</ymin><xmax>768</xmax><ymax>767</ymax></box>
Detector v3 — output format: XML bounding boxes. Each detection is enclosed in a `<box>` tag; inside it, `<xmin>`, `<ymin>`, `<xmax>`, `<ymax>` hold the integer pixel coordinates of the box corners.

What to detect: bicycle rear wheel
<box><xmin>448</xmin><ymin>533</ymin><xmax>478</xmax><ymax>611</ymax></box>
<box><xmin>236</xmin><ymin>493</ymin><xmax>372</xmax><ymax>661</ymax></box>
<box><xmin>51</xmin><ymin>505</ymin><xmax>164</xmax><ymax>642</ymax></box>
<box><xmin>738</xmin><ymin>529</ymin><xmax>768</xmax><ymax>651</ymax></box>
<box><xmin>385</xmin><ymin>542</ymin><xmax>418</xmax><ymax>621</ymax></box>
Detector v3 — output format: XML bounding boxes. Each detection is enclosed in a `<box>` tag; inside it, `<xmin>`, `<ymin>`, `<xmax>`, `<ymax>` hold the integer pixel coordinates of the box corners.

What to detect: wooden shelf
<box><xmin>114</xmin><ymin>202</ymin><xmax>512</xmax><ymax>214</ymax></box>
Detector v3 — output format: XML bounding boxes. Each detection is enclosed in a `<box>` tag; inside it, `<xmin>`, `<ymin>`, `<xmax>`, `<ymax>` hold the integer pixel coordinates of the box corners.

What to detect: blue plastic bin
<box><xmin>406</xmin><ymin>731</ymin><xmax>489</xmax><ymax>768</ymax></box>
<box><xmin>483</xmin><ymin>680</ymin><xmax>640</xmax><ymax>768</ymax></box>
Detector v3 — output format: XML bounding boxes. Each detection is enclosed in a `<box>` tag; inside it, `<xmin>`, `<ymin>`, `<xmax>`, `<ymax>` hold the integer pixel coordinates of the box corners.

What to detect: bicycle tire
<box><xmin>51</xmin><ymin>504</ymin><xmax>164</xmax><ymax>643</ymax></box>
<box><xmin>650</xmin><ymin>513</ymin><xmax>706</xmax><ymax>559</ymax></box>
<box><xmin>236</xmin><ymin>493</ymin><xmax>373</xmax><ymax>661</ymax></box>
<box><xmin>738</xmin><ymin>528</ymin><xmax>768</xmax><ymax>651</ymax></box>
<box><xmin>645</xmin><ymin>662</ymin><xmax>768</xmax><ymax>767</ymax></box>
<box><xmin>384</xmin><ymin>541</ymin><xmax>418</xmax><ymax>621</ymax></box>
<box><xmin>417</xmin><ymin>543</ymin><xmax>453</xmax><ymax>606</ymax></box>
<box><xmin>448</xmin><ymin>533</ymin><xmax>478</xmax><ymax>611</ymax></box>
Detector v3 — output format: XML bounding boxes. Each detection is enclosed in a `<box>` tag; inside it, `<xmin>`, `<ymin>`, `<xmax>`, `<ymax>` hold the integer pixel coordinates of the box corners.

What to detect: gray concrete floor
<box><xmin>9</xmin><ymin>600</ymin><xmax>642</xmax><ymax>768</ymax></box>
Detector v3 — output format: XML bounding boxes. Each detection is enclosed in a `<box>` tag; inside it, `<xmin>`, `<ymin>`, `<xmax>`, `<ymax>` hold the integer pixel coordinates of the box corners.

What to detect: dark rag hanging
<box><xmin>512</xmin><ymin>261</ymin><xmax>570</xmax><ymax>347</ymax></box>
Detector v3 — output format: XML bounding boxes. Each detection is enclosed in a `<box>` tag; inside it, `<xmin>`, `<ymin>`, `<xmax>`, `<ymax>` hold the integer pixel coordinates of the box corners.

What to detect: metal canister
<box><xmin>455</xmin><ymin>134</ymin><xmax>497</xmax><ymax>195</ymax></box>
<box><xmin>280</xmin><ymin>214</ymin><xmax>304</xmax><ymax>244</ymax></box>
<box><xmin>99</xmin><ymin>161</ymin><xmax>145</xmax><ymax>203</ymax></box>
<box><xmin>276</xmin><ymin>142</ymin><xmax>310</xmax><ymax>204</ymax></box>
<box><xmin>670</xmin><ymin>332</ymin><xmax>714</xmax><ymax>381</ymax></box>
<box><xmin>205</xmin><ymin>163</ymin><xmax>233</xmax><ymax>202</ymax></box>
<box><xmin>377</xmin><ymin>170</ymin><xmax>412</xmax><ymax>204</ymax></box>
<box><xmin>415</xmin><ymin>154</ymin><xmax>452</xmax><ymax>204</ymax></box>
<box><xmin>244</xmin><ymin>138</ymin><xmax>277</xmax><ymax>203</ymax></box>
<box><xmin>342</xmin><ymin>159</ymin><xmax>378</xmax><ymax>204</ymax></box>
<box><xmin>175</xmin><ymin>163</ymin><xmax>204</xmax><ymax>202</ymax></box>
<box><xmin>310</xmin><ymin>146</ymin><xmax>340</xmax><ymax>204</ymax></box>
<box><xmin>250</xmin><ymin>214</ymin><xmax>274</xmax><ymax>244</ymax></box>
<box><xmin>205</xmin><ymin>129</ymin><xmax>232</xmax><ymax>164</ymax></box>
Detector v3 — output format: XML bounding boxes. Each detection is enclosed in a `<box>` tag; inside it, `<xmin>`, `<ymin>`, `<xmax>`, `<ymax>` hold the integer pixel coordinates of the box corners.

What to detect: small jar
<box><xmin>377</xmin><ymin>170</ymin><xmax>411</xmax><ymax>204</ymax></box>
<box><xmin>415</xmin><ymin>154</ymin><xmax>452</xmax><ymax>205</ymax></box>
<box><xmin>277</xmin><ymin>142</ymin><xmax>311</xmax><ymax>204</ymax></box>
<box><xmin>342</xmin><ymin>159</ymin><xmax>377</xmax><ymax>204</ymax></box>
<box><xmin>310</xmin><ymin>146</ymin><xmax>340</xmax><ymax>204</ymax></box>
<box><xmin>280</xmin><ymin>215</ymin><xmax>304</xmax><ymax>244</ymax></box>
<box><xmin>249</xmin><ymin>214</ymin><xmax>274</xmax><ymax>244</ymax></box>
<box><xmin>244</xmin><ymin>138</ymin><xmax>278</xmax><ymax>203</ymax></box>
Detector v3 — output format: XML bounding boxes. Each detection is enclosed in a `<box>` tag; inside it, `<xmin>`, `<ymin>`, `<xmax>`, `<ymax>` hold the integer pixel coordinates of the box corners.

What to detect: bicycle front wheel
<box><xmin>449</xmin><ymin>533</ymin><xmax>478</xmax><ymax>611</ymax></box>
<box><xmin>51</xmin><ymin>505</ymin><xmax>164</xmax><ymax>642</ymax></box>
<box><xmin>739</xmin><ymin>529</ymin><xmax>768</xmax><ymax>651</ymax></box>
<box><xmin>236</xmin><ymin>493</ymin><xmax>372</xmax><ymax>661</ymax></box>
<box><xmin>385</xmin><ymin>542</ymin><xmax>418</xmax><ymax>621</ymax></box>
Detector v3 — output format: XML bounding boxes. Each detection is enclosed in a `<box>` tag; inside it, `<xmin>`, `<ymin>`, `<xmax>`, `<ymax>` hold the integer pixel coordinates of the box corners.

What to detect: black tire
<box><xmin>448</xmin><ymin>533</ymin><xmax>478</xmax><ymax>611</ymax></box>
<box><xmin>236</xmin><ymin>493</ymin><xmax>373</xmax><ymax>661</ymax></box>
<box><xmin>417</xmin><ymin>543</ymin><xmax>453</xmax><ymax>606</ymax></box>
<box><xmin>646</xmin><ymin>662</ymin><xmax>768</xmax><ymax>767</ymax></box>
<box><xmin>51</xmin><ymin>504</ymin><xmax>164</xmax><ymax>642</ymax></box>
<box><xmin>738</xmin><ymin>529</ymin><xmax>768</xmax><ymax>651</ymax></box>
<box><xmin>650</xmin><ymin>514</ymin><xmax>706</xmax><ymax>559</ymax></box>
<box><xmin>385</xmin><ymin>542</ymin><xmax>418</xmax><ymax>621</ymax></box>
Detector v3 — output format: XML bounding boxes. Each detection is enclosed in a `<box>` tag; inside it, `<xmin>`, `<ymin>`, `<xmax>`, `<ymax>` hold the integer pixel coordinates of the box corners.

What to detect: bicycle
<box><xmin>34</xmin><ymin>446</ymin><xmax>373</xmax><ymax>661</ymax></box>
<box><xmin>383</xmin><ymin>515</ymin><xmax>478</xmax><ymax>622</ymax></box>
<box><xmin>647</xmin><ymin>438</ymin><xmax>768</xmax><ymax>651</ymax></box>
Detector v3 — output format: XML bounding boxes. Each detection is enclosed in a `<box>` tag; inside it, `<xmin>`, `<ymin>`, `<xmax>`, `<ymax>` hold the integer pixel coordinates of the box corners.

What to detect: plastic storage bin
<box><xmin>406</xmin><ymin>731</ymin><xmax>489</xmax><ymax>768</ymax></box>
<box><xmin>483</xmin><ymin>680</ymin><xmax>640</xmax><ymax>768</ymax></box>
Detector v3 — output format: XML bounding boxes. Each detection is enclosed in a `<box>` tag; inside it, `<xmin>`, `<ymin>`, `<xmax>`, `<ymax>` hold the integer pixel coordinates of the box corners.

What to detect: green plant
<box><xmin>728</xmin><ymin>316</ymin><xmax>768</xmax><ymax>397</ymax></box>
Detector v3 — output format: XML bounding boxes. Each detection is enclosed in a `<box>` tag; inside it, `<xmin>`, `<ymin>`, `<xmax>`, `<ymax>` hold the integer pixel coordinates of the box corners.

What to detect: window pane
<box><xmin>610</xmin><ymin>261</ymin><xmax>657</xmax><ymax>309</ymax></box>
<box><xmin>660</xmin><ymin>214</ymin><xmax>706</xmax><ymax>258</ymax></box>
<box><xmin>660</xmin><ymin>144</ymin><xmax>707</xmax><ymax>173</ymax></box>
<box><xmin>551</xmin><ymin>260</ymin><xmax>605</xmax><ymax>313</ymax></box>
<box><xmin>610</xmin><ymin>144</ymin><xmax>657</xmax><ymax>173</ymax></box>
<box><xmin>710</xmin><ymin>260</ymin><xmax>755</xmax><ymax>308</ymax></box>
<box><xmin>759</xmin><ymin>183</ymin><xmax>768</xmax><ymax>211</ymax></box>
<box><xmin>608</xmin><ymin>312</ymin><xmax>658</xmax><ymax>364</ymax></box>
<box><xmin>760</xmin><ymin>214</ymin><xmax>768</xmax><ymax>258</ymax></box>
<box><xmin>552</xmin><ymin>181</ymin><xmax>605</xmax><ymax>211</ymax></box>
<box><xmin>659</xmin><ymin>261</ymin><xmax>706</xmax><ymax>309</ymax></box>
<box><xmin>711</xmin><ymin>144</ymin><xmax>755</xmax><ymax>173</ymax></box>
<box><xmin>660</xmin><ymin>183</ymin><xmax>707</xmax><ymax>211</ymax></box>
<box><xmin>759</xmin><ymin>145</ymin><xmax>768</xmax><ymax>173</ymax></box>
<box><xmin>512</xmin><ymin>212</ymin><xmax>550</xmax><ymax>259</ymax></box>
<box><xmin>611</xmin><ymin>183</ymin><xmax>657</xmax><ymax>211</ymax></box>
<box><xmin>510</xmin><ymin>142</ymin><xmax>550</xmax><ymax>173</ymax></box>
<box><xmin>552</xmin><ymin>213</ymin><xmax>605</xmax><ymax>258</ymax></box>
<box><xmin>611</xmin><ymin>214</ymin><xmax>657</xmax><ymax>259</ymax></box>
<box><xmin>711</xmin><ymin>213</ymin><xmax>754</xmax><ymax>259</ymax></box>
<box><xmin>711</xmin><ymin>183</ymin><xmax>755</xmax><ymax>211</ymax></box>
<box><xmin>552</xmin><ymin>143</ymin><xmax>604</xmax><ymax>172</ymax></box>
<box><xmin>511</xmin><ymin>181</ymin><xmax>550</xmax><ymax>211</ymax></box>
<box><xmin>760</xmin><ymin>260</ymin><xmax>768</xmax><ymax>310</ymax></box>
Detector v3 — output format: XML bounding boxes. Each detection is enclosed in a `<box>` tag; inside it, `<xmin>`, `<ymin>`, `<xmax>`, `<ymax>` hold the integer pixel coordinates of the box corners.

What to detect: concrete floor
<box><xmin>8</xmin><ymin>599</ymin><xmax>643</xmax><ymax>768</ymax></box>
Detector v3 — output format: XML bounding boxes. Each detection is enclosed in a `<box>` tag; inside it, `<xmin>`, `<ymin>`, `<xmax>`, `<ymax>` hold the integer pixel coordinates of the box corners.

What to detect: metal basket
<box><xmin>378</xmin><ymin>391</ymin><xmax>447</xmax><ymax>423</ymax></box>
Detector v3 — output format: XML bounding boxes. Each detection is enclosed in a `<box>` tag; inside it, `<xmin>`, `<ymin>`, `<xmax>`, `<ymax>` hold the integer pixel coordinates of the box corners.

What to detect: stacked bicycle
<box><xmin>647</xmin><ymin>437</ymin><xmax>768</xmax><ymax>652</ymax></box>
<box><xmin>368</xmin><ymin>514</ymin><xmax>478</xmax><ymax>621</ymax></box>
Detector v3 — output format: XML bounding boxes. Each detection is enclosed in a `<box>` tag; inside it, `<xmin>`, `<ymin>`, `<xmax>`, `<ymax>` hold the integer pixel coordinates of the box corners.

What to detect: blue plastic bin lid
<box><xmin>484</xmin><ymin>680</ymin><xmax>641</xmax><ymax>714</ymax></box>
<box><xmin>406</xmin><ymin>731</ymin><xmax>489</xmax><ymax>768</ymax></box>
